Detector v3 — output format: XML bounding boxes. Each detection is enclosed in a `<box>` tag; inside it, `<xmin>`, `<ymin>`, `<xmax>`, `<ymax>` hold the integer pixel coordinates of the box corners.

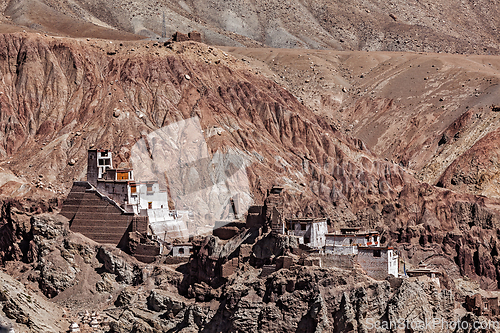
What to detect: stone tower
<box><xmin>86</xmin><ymin>149</ymin><xmax>113</xmax><ymax>186</ymax></box>
<box><xmin>264</xmin><ymin>185</ymin><xmax>284</xmax><ymax>235</ymax></box>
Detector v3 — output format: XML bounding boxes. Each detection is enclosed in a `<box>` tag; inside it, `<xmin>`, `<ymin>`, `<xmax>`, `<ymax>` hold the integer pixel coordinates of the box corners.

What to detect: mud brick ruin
<box><xmin>465</xmin><ymin>293</ymin><xmax>500</xmax><ymax>316</ymax></box>
<box><xmin>206</xmin><ymin>184</ymin><xmax>402</xmax><ymax>281</ymax></box>
<box><xmin>170</xmin><ymin>31</ymin><xmax>202</xmax><ymax>43</ymax></box>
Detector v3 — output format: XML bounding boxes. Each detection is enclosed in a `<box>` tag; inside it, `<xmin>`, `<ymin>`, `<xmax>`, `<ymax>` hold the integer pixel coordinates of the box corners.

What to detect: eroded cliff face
<box><xmin>0</xmin><ymin>213</ymin><xmax>497</xmax><ymax>333</ymax></box>
<box><xmin>1</xmin><ymin>33</ymin><xmax>500</xmax><ymax>288</ymax></box>
<box><xmin>2</xmin><ymin>33</ymin><xmax>500</xmax><ymax>331</ymax></box>
<box><xmin>0</xmin><ymin>32</ymin><xmax>407</xmax><ymax>220</ymax></box>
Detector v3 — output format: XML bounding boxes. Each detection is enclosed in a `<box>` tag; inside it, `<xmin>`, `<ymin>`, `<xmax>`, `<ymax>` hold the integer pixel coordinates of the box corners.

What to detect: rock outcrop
<box><xmin>0</xmin><ymin>270</ymin><xmax>65</xmax><ymax>332</ymax></box>
<box><xmin>0</xmin><ymin>32</ymin><xmax>500</xmax><ymax>292</ymax></box>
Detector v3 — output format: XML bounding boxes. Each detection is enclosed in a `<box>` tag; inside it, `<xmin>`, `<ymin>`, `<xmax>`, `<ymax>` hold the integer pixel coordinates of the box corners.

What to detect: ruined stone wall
<box><xmin>173</xmin><ymin>32</ymin><xmax>190</xmax><ymax>42</ymax></box>
<box><xmin>260</xmin><ymin>264</ymin><xmax>277</xmax><ymax>277</ymax></box>
<box><xmin>133</xmin><ymin>243</ymin><xmax>160</xmax><ymax>263</ymax></box>
<box><xmin>172</xmin><ymin>31</ymin><xmax>202</xmax><ymax>42</ymax></box>
<box><xmin>246</xmin><ymin>205</ymin><xmax>264</xmax><ymax>228</ymax></box>
<box><xmin>221</xmin><ymin>257</ymin><xmax>239</xmax><ymax>278</ymax></box>
<box><xmin>162</xmin><ymin>256</ymin><xmax>190</xmax><ymax>264</ymax></box>
<box><xmin>188</xmin><ymin>31</ymin><xmax>202</xmax><ymax>42</ymax></box>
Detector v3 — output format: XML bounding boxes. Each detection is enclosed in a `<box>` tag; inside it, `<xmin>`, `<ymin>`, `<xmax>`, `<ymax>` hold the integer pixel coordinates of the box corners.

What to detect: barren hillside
<box><xmin>222</xmin><ymin>47</ymin><xmax>500</xmax><ymax>200</ymax></box>
<box><xmin>0</xmin><ymin>0</ymin><xmax>500</xmax><ymax>54</ymax></box>
<box><xmin>0</xmin><ymin>23</ymin><xmax>499</xmax><ymax>330</ymax></box>
<box><xmin>0</xmin><ymin>32</ymin><xmax>498</xmax><ymax>289</ymax></box>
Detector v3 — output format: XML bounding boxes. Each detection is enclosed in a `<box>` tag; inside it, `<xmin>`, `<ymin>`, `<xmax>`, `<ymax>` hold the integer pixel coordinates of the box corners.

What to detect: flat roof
<box><xmin>286</xmin><ymin>218</ymin><xmax>327</xmax><ymax>223</ymax></box>
<box><xmin>89</xmin><ymin>149</ymin><xmax>112</xmax><ymax>153</ymax></box>
<box><xmin>129</xmin><ymin>180</ymin><xmax>159</xmax><ymax>184</ymax></box>
<box><xmin>358</xmin><ymin>246</ymin><xmax>394</xmax><ymax>250</ymax></box>
<box><xmin>326</xmin><ymin>231</ymin><xmax>379</xmax><ymax>236</ymax></box>
<box><xmin>407</xmin><ymin>269</ymin><xmax>441</xmax><ymax>274</ymax></box>
<box><xmin>102</xmin><ymin>168</ymin><xmax>132</xmax><ymax>172</ymax></box>
<box><xmin>98</xmin><ymin>179</ymin><xmax>129</xmax><ymax>183</ymax></box>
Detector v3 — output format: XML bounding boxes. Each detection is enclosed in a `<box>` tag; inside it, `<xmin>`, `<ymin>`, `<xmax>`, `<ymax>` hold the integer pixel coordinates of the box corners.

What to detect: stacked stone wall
<box><xmin>63</xmin><ymin>182</ymin><xmax>134</xmax><ymax>245</ymax></box>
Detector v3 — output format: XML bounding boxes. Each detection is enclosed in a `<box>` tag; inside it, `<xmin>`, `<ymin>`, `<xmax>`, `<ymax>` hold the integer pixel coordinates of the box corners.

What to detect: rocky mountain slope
<box><xmin>1</xmin><ymin>31</ymin><xmax>500</xmax><ymax>331</ymax></box>
<box><xmin>0</xmin><ymin>32</ymin><xmax>499</xmax><ymax>286</ymax></box>
<box><xmin>1</xmin><ymin>0</ymin><xmax>500</xmax><ymax>54</ymax></box>
<box><xmin>223</xmin><ymin>46</ymin><xmax>500</xmax><ymax>200</ymax></box>
<box><xmin>0</xmin><ymin>213</ymin><xmax>487</xmax><ymax>332</ymax></box>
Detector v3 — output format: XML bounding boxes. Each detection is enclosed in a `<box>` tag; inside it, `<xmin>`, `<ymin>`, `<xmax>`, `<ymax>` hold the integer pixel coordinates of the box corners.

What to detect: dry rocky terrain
<box><xmin>1</xmin><ymin>0</ymin><xmax>500</xmax><ymax>55</ymax></box>
<box><xmin>0</xmin><ymin>211</ymin><xmax>491</xmax><ymax>332</ymax></box>
<box><xmin>0</xmin><ymin>32</ymin><xmax>498</xmax><ymax>331</ymax></box>
<box><xmin>225</xmin><ymin>47</ymin><xmax>500</xmax><ymax>199</ymax></box>
<box><xmin>0</xmin><ymin>0</ymin><xmax>499</xmax><ymax>331</ymax></box>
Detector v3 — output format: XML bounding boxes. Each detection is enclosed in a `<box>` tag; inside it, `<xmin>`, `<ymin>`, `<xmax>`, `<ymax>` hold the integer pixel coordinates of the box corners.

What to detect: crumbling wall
<box><xmin>172</xmin><ymin>31</ymin><xmax>202</xmax><ymax>42</ymax></box>
<box><xmin>188</xmin><ymin>31</ymin><xmax>202</xmax><ymax>42</ymax></box>
<box><xmin>246</xmin><ymin>205</ymin><xmax>264</xmax><ymax>228</ymax></box>
<box><xmin>133</xmin><ymin>243</ymin><xmax>160</xmax><ymax>263</ymax></box>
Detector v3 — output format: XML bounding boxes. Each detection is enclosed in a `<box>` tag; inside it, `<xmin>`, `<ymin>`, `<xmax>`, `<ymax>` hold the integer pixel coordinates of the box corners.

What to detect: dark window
<box><xmin>301</xmin><ymin>224</ymin><xmax>307</xmax><ymax>230</ymax></box>
<box><xmin>101</xmin><ymin>151</ymin><xmax>108</xmax><ymax>157</ymax></box>
<box><xmin>148</xmin><ymin>202</ymin><xmax>152</xmax><ymax>209</ymax></box>
<box><xmin>189</xmin><ymin>248</ymin><xmax>194</xmax><ymax>254</ymax></box>
<box><xmin>147</xmin><ymin>184</ymin><xmax>153</xmax><ymax>192</ymax></box>
<box><xmin>373</xmin><ymin>250</ymin><xmax>381</xmax><ymax>257</ymax></box>
<box><xmin>178</xmin><ymin>247</ymin><xmax>184</xmax><ymax>254</ymax></box>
